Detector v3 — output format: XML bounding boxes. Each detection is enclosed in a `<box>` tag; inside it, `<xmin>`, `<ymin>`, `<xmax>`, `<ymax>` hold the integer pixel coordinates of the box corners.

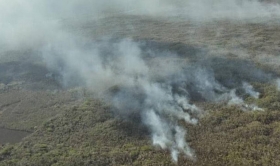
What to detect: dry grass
<box><xmin>1</xmin><ymin>15</ymin><xmax>280</xmax><ymax>166</ymax></box>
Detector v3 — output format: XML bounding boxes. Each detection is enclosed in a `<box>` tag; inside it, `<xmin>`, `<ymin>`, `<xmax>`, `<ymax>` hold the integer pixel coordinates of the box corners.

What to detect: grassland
<box><xmin>1</xmin><ymin>15</ymin><xmax>280</xmax><ymax>166</ymax></box>
<box><xmin>0</xmin><ymin>82</ymin><xmax>280</xmax><ymax>166</ymax></box>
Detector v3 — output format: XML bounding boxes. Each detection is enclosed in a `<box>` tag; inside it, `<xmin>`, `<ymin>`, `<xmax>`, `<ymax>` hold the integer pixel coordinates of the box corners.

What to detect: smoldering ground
<box><xmin>41</xmin><ymin>37</ymin><xmax>280</xmax><ymax>161</ymax></box>
<box><xmin>1</xmin><ymin>0</ymin><xmax>280</xmax><ymax>163</ymax></box>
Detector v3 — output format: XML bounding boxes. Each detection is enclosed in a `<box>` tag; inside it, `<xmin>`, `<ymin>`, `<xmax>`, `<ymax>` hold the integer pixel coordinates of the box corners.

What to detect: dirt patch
<box><xmin>0</xmin><ymin>128</ymin><xmax>30</xmax><ymax>144</ymax></box>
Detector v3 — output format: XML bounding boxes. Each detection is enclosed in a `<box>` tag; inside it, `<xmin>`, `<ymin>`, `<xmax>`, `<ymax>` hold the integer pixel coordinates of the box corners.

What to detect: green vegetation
<box><xmin>1</xmin><ymin>83</ymin><xmax>280</xmax><ymax>165</ymax></box>
<box><xmin>185</xmin><ymin>83</ymin><xmax>280</xmax><ymax>166</ymax></box>
<box><xmin>0</xmin><ymin>100</ymin><xmax>175</xmax><ymax>166</ymax></box>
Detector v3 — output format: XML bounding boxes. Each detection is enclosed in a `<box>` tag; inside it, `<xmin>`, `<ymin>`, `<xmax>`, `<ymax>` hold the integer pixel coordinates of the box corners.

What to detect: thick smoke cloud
<box><xmin>42</xmin><ymin>37</ymin><xmax>271</xmax><ymax>161</ymax></box>
<box><xmin>42</xmin><ymin>38</ymin><xmax>202</xmax><ymax>161</ymax></box>
<box><xmin>1</xmin><ymin>0</ymin><xmax>280</xmax><ymax>163</ymax></box>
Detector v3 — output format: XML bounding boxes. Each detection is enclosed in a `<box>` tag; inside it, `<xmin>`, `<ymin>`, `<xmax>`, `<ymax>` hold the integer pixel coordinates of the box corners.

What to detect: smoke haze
<box><xmin>41</xmin><ymin>38</ymin><xmax>272</xmax><ymax>161</ymax></box>
<box><xmin>2</xmin><ymin>0</ymin><xmax>280</xmax><ymax>51</ymax></box>
<box><xmin>1</xmin><ymin>0</ymin><xmax>280</xmax><ymax>162</ymax></box>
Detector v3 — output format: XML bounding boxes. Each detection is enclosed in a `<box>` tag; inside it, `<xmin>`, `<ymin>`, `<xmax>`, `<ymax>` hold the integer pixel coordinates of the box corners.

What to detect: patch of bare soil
<box><xmin>0</xmin><ymin>128</ymin><xmax>30</xmax><ymax>144</ymax></box>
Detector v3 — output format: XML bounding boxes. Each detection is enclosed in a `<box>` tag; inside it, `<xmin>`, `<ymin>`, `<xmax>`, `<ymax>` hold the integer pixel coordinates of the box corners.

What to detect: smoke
<box><xmin>223</xmin><ymin>89</ymin><xmax>263</xmax><ymax>111</ymax></box>
<box><xmin>42</xmin><ymin>38</ymin><xmax>202</xmax><ymax>161</ymax></box>
<box><xmin>242</xmin><ymin>82</ymin><xmax>260</xmax><ymax>99</ymax></box>
<box><xmin>41</xmin><ymin>37</ymin><xmax>269</xmax><ymax>161</ymax></box>
<box><xmin>1</xmin><ymin>0</ymin><xmax>280</xmax><ymax>163</ymax></box>
<box><xmin>143</xmin><ymin>111</ymin><xmax>195</xmax><ymax>162</ymax></box>
<box><xmin>227</xmin><ymin>89</ymin><xmax>245</xmax><ymax>106</ymax></box>
<box><xmin>1</xmin><ymin>0</ymin><xmax>280</xmax><ymax>51</ymax></box>
<box><xmin>277</xmin><ymin>79</ymin><xmax>280</xmax><ymax>91</ymax></box>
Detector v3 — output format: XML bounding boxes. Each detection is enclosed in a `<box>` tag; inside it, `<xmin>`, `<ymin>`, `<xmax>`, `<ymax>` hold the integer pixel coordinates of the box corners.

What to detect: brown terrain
<box><xmin>1</xmin><ymin>2</ymin><xmax>280</xmax><ymax>165</ymax></box>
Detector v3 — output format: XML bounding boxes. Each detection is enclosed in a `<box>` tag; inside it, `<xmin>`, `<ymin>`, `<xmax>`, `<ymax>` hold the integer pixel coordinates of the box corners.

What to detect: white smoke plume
<box><xmin>1</xmin><ymin>0</ymin><xmax>279</xmax><ymax>163</ymax></box>
<box><xmin>227</xmin><ymin>89</ymin><xmax>245</xmax><ymax>106</ymax></box>
<box><xmin>42</xmin><ymin>37</ymin><xmax>203</xmax><ymax>162</ymax></box>
<box><xmin>41</xmin><ymin>37</ymin><xmax>266</xmax><ymax>161</ymax></box>
<box><xmin>221</xmin><ymin>89</ymin><xmax>263</xmax><ymax>111</ymax></box>
<box><xmin>242</xmin><ymin>82</ymin><xmax>260</xmax><ymax>99</ymax></box>
<box><xmin>277</xmin><ymin>79</ymin><xmax>280</xmax><ymax>91</ymax></box>
<box><xmin>241</xmin><ymin>82</ymin><xmax>263</xmax><ymax>111</ymax></box>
